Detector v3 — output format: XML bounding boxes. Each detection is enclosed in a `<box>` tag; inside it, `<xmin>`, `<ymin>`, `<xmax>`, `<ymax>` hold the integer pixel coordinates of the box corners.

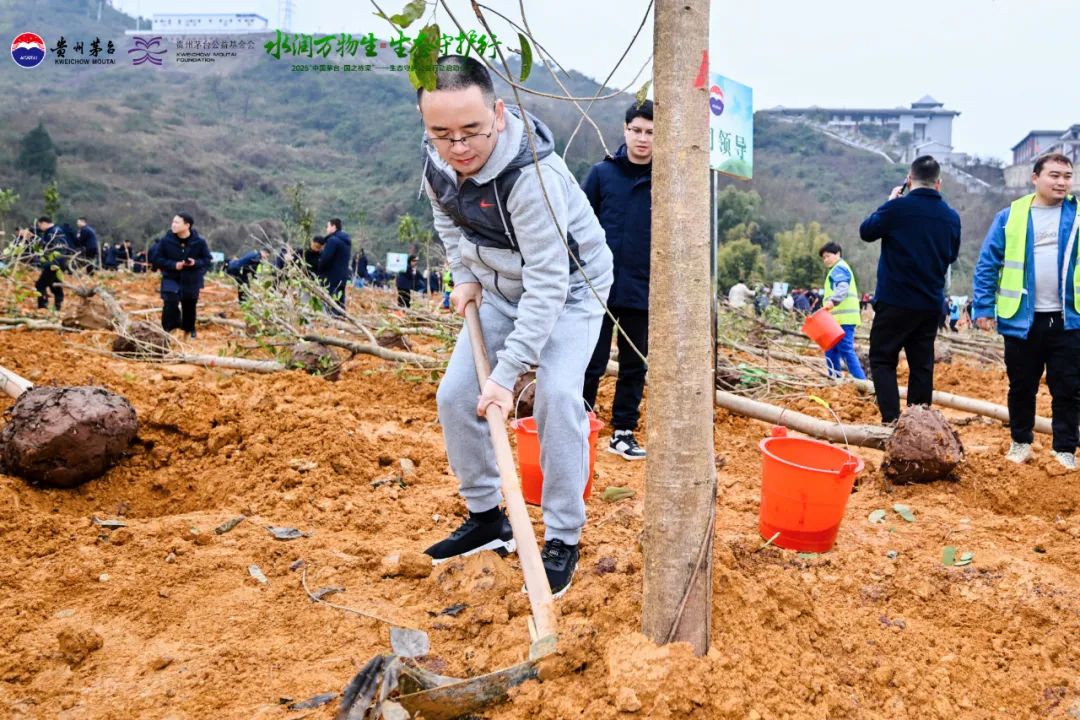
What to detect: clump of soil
<box><xmin>0</xmin><ymin>386</ymin><xmax>138</xmax><ymax>488</ymax></box>
<box><xmin>111</xmin><ymin>321</ymin><xmax>173</xmax><ymax>358</ymax></box>
<box><xmin>286</xmin><ymin>341</ymin><xmax>342</xmax><ymax>380</ymax></box>
<box><xmin>61</xmin><ymin>294</ymin><xmax>112</xmax><ymax>330</ymax></box>
<box><xmin>882</xmin><ymin>405</ymin><xmax>964</xmax><ymax>483</ymax></box>
<box><xmin>935</xmin><ymin>344</ymin><xmax>953</xmax><ymax>364</ymax></box>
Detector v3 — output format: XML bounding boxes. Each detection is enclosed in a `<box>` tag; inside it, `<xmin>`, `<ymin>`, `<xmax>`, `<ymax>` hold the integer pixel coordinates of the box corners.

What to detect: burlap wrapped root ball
<box><xmin>1</xmin><ymin>386</ymin><xmax>138</xmax><ymax>488</ymax></box>
<box><xmin>882</xmin><ymin>405</ymin><xmax>964</xmax><ymax>483</ymax></box>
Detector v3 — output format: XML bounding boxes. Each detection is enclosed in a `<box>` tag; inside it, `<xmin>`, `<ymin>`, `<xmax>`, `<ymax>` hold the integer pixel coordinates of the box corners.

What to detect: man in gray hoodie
<box><xmin>419</xmin><ymin>55</ymin><xmax>613</xmax><ymax>597</ymax></box>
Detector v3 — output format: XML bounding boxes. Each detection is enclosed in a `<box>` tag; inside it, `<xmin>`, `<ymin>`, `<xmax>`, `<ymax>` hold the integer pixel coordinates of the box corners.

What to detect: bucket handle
<box><xmin>775</xmin><ymin>395</ymin><xmax>851</xmax><ymax>453</ymax></box>
<box><xmin>514</xmin><ymin>378</ymin><xmax>595</xmax><ymax>422</ymax></box>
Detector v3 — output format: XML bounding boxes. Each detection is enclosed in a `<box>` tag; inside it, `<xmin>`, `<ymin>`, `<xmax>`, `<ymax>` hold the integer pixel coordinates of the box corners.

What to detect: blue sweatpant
<box><xmin>825</xmin><ymin>324</ymin><xmax>866</xmax><ymax>380</ymax></box>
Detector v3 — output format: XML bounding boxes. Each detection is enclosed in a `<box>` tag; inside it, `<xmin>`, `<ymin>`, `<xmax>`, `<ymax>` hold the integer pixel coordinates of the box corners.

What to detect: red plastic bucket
<box><xmin>511</xmin><ymin>412</ymin><xmax>602</xmax><ymax>506</ymax></box>
<box><xmin>758</xmin><ymin>427</ymin><xmax>863</xmax><ymax>552</ymax></box>
<box><xmin>801</xmin><ymin>308</ymin><xmax>845</xmax><ymax>351</ymax></box>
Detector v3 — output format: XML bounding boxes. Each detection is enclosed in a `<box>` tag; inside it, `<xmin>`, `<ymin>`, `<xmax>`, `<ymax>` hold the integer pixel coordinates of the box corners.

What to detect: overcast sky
<box><xmin>110</xmin><ymin>0</ymin><xmax>1078</xmax><ymax>161</ymax></box>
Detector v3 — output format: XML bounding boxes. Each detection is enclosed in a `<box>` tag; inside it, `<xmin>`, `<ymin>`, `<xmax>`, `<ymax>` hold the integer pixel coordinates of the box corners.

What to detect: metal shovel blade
<box><xmin>396</xmin><ymin>657</ymin><xmax>541</xmax><ymax>720</ymax></box>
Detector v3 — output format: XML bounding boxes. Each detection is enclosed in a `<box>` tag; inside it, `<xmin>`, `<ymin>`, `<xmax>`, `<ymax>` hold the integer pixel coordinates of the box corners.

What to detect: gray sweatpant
<box><xmin>436</xmin><ymin>281</ymin><xmax>607</xmax><ymax>545</ymax></box>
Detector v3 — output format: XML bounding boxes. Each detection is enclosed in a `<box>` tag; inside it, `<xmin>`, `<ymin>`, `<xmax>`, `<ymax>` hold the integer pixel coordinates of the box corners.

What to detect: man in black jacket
<box><xmin>396</xmin><ymin>254</ymin><xmax>422</xmax><ymax>308</ymax></box>
<box><xmin>317</xmin><ymin>218</ymin><xmax>352</xmax><ymax>315</ymax></box>
<box><xmin>75</xmin><ymin>217</ymin><xmax>99</xmax><ymax>273</ymax></box>
<box><xmin>151</xmin><ymin>213</ymin><xmax>212</xmax><ymax>338</ymax></box>
<box><xmin>581</xmin><ymin>100</ymin><xmax>653</xmax><ymax>460</ymax></box>
<box><xmin>859</xmin><ymin>155</ymin><xmax>962</xmax><ymax>423</ymax></box>
<box><xmin>33</xmin><ymin>216</ymin><xmax>69</xmax><ymax>311</ymax></box>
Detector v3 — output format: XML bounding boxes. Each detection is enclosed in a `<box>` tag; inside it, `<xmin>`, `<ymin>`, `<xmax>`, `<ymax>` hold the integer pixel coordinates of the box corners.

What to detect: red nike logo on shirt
<box><xmin>479</xmin><ymin>200</ymin><xmax>495</xmax><ymax>208</ymax></box>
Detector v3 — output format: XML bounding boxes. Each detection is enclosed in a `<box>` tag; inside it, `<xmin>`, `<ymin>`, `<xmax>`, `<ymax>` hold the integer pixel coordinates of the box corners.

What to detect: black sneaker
<box><xmin>423</xmin><ymin>508</ymin><xmax>516</xmax><ymax>565</ymax></box>
<box><xmin>607</xmin><ymin>430</ymin><xmax>646</xmax><ymax>460</ymax></box>
<box><xmin>541</xmin><ymin>539</ymin><xmax>579</xmax><ymax>599</ymax></box>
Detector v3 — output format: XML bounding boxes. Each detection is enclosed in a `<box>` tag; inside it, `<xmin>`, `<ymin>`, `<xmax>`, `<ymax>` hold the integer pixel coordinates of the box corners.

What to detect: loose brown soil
<box><xmin>0</xmin><ymin>276</ymin><xmax>1078</xmax><ymax>719</ymax></box>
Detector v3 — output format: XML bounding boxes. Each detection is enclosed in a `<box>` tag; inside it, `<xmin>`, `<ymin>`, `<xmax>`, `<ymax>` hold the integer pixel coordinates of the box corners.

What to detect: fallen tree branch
<box><xmin>302</xmin><ymin>333</ymin><xmax>441</xmax><ymax>368</ymax></box>
<box><xmin>851</xmin><ymin>379</ymin><xmax>1051</xmax><ymax>435</ymax></box>
<box><xmin>172</xmin><ymin>353</ymin><xmax>285</xmax><ymax>373</ymax></box>
<box><xmin>715</xmin><ymin>390</ymin><xmax>892</xmax><ymax>449</ymax></box>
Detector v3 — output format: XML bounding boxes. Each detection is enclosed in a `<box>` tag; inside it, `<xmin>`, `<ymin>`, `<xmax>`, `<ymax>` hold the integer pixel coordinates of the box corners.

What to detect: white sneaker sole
<box><xmin>522</xmin><ymin>573</ymin><xmax>574</xmax><ymax>599</ymax></box>
<box><xmin>429</xmin><ymin>537</ymin><xmax>516</xmax><ymax>566</ymax></box>
<box><xmin>1005</xmin><ymin>454</ymin><xmax>1031</xmax><ymax>465</ymax></box>
<box><xmin>606</xmin><ymin>446</ymin><xmax>646</xmax><ymax>461</ymax></box>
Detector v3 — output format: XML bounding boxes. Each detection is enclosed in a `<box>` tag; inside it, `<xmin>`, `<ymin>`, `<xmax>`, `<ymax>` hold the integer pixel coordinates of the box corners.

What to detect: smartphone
<box><xmin>897</xmin><ymin>179</ymin><xmax>909</xmax><ymax>196</ymax></box>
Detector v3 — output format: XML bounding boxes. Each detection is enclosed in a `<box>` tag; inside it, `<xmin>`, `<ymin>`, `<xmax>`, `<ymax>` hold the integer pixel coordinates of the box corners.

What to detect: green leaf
<box><xmin>390</xmin><ymin>0</ymin><xmax>426</xmax><ymax>28</ymax></box>
<box><xmin>517</xmin><ymin>33</ymin><xmax>532</xmax><ymax>82</ymax></box>
<box><xmin>634</xmin><ymin>80</ymin><xmax>651</xmax><ymax>108</ymax></box>
<box><xmin>892</xmin><ymin>503</ymin><xmax>916</xmax><ymax>522</ymax></box>
<box><xmin>954</xmin><ymin>551</ymin><xmax>974</xmax><ymax>567</ymax></box>
<box><xmin>797</xmin><ymin>552</ymin><xmax>818</xmax><ymax>560</ymax></box>
<box><xmin>602</xmin><ymin>486</ymin><xmax>635</xmax><ymax>503</ymax></box>
<box><xmin>867</xmin><ymin>509</ymin><xmax>887</xmax><ymax>525</ymax></box>
<box><xmin>808</xmin><ymin>394</ymin><xmax>831</xmax><ymax>410</ymax></box>
<box><xmin>942</xmin><ymin>546</ymin><xmax>957</xmax><ymax>566</ymax></box>
<box><xmin>408</xmin><ymin>23</ymin><xmax>440</xmax><ymax>92</ymax></box>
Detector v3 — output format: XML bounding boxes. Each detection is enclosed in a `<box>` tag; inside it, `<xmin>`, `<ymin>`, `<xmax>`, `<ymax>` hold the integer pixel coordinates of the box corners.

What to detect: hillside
<box><xmin>0</xmin><ymin>0</ymin><xmax>627</xmax><ymax>259</ymax></box>
<box><xmin>2</xmin><ymin>0</ymin><xmax>1006</xmax><ymax>293</ymax></box>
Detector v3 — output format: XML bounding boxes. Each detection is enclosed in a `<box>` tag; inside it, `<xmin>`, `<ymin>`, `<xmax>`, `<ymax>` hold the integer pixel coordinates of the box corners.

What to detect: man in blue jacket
<box><xmin>318</xmin><ymin>218</ymin><xmax>352</xmax><ymax>315</ymax></box>
<box><xmin>972</xmin><ymin>152</ymin><xmax>1079</xmax><ymax>470</ymax></box>
<box><xmin>859</xmin><ymin>155</ymin><xmax>961</xmax><ymax>423</ymax></box>
<box><xmin>581</xmin><ymin>100</ymin><xmax>653</xmax><ymax>460</ymax></box>
<box><xmin>151</xmin><ymin>212</ymin><xmax>212</xmax><ymax>338</ymax></box>
<box><xmin>225</xmin><ymin>248</ymin><xmax>269</xmax><ymax>302</ymax></box>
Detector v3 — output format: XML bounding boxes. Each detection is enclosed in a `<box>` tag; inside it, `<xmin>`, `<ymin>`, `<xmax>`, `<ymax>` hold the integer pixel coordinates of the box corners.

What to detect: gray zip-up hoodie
<box><xmin>423</xmin><ymin>106</ymin><xmax>613</xmax><ymax>391</ymax></box>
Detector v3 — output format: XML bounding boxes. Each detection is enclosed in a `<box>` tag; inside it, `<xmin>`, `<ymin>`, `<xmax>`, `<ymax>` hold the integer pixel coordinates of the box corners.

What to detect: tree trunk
<box><xmin>715</xmin><ymin>390</ymin><xmax>893</xmax><ymax>449</ymax></box>
<box><xmin>642</xmin><ymin>0</ymin><xmax>714</xmax><ymax>655</ymax></box>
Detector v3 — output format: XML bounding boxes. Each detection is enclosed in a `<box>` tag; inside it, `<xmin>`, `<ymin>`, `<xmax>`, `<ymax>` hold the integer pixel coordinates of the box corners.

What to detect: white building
<box><xmin>148</xmin><ymin>13</ymin><xmax>269</xmax><ymax>34</ymax></box>
<box><xmin>762</xmin><ymin>95</ymin><xmax>961</xmax><ymax>159</ymax></box>
<box><xmin>1005</xmin><ymin>126</ymin><xmax>1080</xmax><ymax>190</ymax></box>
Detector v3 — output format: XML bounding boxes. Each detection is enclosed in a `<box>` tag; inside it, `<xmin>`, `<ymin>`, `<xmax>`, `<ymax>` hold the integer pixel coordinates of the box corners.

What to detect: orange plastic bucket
<box><xmin>758</xmin><ymin>427</ymin><xmax>863</xmax><ymax>552</ymax></box>
<box><xmin>801</xmin><ymin>308</ymin><xmax>845</xmax><ymax>351</ymax></box>
<box><xmin>511</xmin><ymin>412</ymin><xmax>602</xmax><ymax>506</ymax></box>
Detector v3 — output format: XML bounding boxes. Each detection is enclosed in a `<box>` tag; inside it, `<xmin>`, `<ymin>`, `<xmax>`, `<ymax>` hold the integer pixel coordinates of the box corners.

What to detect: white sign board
<box><xmin>386</xmin><ymin>252</ymin><xmax>409</xmax><ymax>273</ymax></box>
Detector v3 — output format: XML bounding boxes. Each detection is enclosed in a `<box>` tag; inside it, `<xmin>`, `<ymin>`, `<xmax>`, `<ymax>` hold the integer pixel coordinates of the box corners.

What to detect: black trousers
<box><xmin>328</xmin><ymin>282</ymin><xmax>347</xmax><ymax>316</ymax></box>
<box><xmin>583</xmin><ymin>307</ymin><xmax>648</xmax><ymax>431</ymax></box>
<box><xmin>397</xmin><ymin>288</ymin><xmax>412</xmax><ymax>308</ymax></box>
<box><xmin>1003</xmin><ymin>313</ymin><xmax>1080</xmax><ymax>452</ymax></box>
<box><xmin>162</xmin><ymin>292</ymin><xmax>198</xmax><ymax>334</ymax></box>
<box><xmin>868</xmin><ymin>302</ymin><xmax>939</xmax><ymax>423</ymax></box>
<box><xmin>35</xmin><ymin>268</ymin><xmax>64</xmax><ymax>309</ymax></box>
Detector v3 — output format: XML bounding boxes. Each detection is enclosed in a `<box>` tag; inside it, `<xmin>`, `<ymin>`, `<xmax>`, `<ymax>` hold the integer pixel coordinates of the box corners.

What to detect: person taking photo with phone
<box><xmin>858</xmin><ymin>156</ymin><xmax>962</xmax><ymax>424</ymax></box>
<box><xmin>151</xmin><ymin>212</ymin><xmax>212</xmax><ymax>338</ymax></box>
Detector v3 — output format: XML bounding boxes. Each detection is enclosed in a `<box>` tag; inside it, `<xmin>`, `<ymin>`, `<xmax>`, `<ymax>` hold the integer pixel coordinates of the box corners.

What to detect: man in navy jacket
<box><xmin>151</xmin><ymin>212</ymin><xmax>212</xmax><ymax>338</ymax></box>
<box><xmin>859</xmin><ymin>155</ymin><xmax>961</xmax><ymax>423</ymax></box>
<box><xmin>75</xmin><ymin>217</ymin><xmax>99</xmax><ymax>272</ymax></box>
<box><xmin>317</xmin><ymin>218</ymin><xmax>352</xmax><ymax>315</ymax></box>
<box><xmin>581</xmin><ymin>100</ymin><xmax>653</xmax><ymax>460</ymax></box>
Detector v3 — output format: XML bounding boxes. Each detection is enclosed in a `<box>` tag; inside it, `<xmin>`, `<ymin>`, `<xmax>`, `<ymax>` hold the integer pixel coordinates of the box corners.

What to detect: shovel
<box><xmin>336</xmin><ymin>301</ymin><xmax>557</xmax><ymax>720</ymax></box>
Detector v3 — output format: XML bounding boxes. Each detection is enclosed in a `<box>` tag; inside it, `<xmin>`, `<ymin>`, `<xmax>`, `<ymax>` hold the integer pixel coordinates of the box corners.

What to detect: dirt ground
<box><xmin>1</xmin><ymin>276</ymin><xmax>1078</xmax><ymax>719</ymax></box>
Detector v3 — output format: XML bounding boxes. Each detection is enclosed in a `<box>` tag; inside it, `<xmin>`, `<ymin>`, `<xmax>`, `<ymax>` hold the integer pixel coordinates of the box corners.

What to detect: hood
<box><xmin>422</xmin><ymin>105</ymin><xmax>555</xmax><ymax>186</ymax></box>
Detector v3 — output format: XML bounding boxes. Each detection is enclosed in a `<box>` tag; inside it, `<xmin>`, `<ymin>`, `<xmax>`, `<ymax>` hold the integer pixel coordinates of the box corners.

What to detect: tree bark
<box><xmin>642</xmin><ymin>0</ymin><xmax>714</xmax><ymax>655</ymax></box>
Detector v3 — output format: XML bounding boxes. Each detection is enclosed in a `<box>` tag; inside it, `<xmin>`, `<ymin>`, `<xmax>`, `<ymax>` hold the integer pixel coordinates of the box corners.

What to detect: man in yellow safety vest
<box><xmin>972</xmin><ymin>152</ymin><xmax>1080</xmax><ymax>470</ymax></box>
<box><xmin>818</xmin><ymin>242</ymin><xmax>867</xmax><ymax>380</ymax></box>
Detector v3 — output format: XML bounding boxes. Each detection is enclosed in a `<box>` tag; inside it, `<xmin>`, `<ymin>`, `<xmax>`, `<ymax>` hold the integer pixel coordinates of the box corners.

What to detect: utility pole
<box><xmin>642</xmin><ymin>0</ymin><xmax>716</xmax><ymax>656</ymax></box>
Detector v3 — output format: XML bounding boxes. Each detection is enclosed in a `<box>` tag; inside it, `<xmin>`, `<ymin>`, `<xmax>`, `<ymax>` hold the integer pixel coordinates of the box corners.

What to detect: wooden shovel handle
<box><xmin>0</xmin><ymin>364</ymin><xmax>32</xmax><ymax>400</ymax></box>
<box><xmin>464</xmin><ymin>302</ymin><xmax>557</xmax><ymax>641</ymax></box>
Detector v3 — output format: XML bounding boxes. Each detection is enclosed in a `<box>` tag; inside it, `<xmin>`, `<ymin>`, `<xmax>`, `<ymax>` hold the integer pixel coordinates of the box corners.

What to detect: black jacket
<box><xmin>151</xmin><ymin>230</ymin><xmax>212</xmax><ymax>297</ymax></box>
<box><xmin>859</xmin><ymin>188</ymin><xmax>961</xmax><ymax>312</ymax></box>
<box><xmin>581</xmin><ymin>144</ymin><xmax>652</xmax><ymax>310</ymax></box>
<box><xmin>396</xmin><ymin>267</ymin><xmax>423</xmax><ymax>292</ymax></box>
<box><xmin>318</xmin><ymin>230</ymin><xmax>352</xmax><ymax>288</ymax></box>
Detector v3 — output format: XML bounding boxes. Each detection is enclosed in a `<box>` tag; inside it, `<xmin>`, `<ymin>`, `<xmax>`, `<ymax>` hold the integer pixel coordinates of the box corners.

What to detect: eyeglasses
<box><xmin>427</xmin><ymin>106</ymin><xmax>498</xmax><ymax>149</ymax></box>
<box><xmin>626</xmin><ymin>126</ymin><xmax>654</xmax><ymax>138</ymax></box>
